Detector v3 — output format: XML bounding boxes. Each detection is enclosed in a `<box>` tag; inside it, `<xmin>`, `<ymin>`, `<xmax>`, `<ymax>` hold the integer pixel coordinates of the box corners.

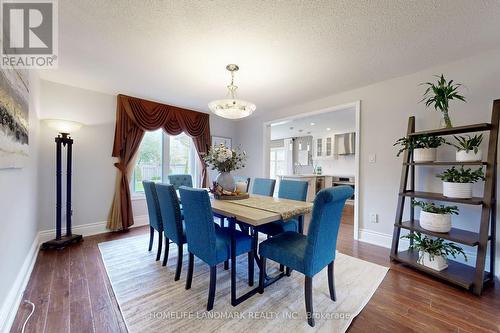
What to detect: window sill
<box><xmin>131</xmin><ymin>194</ymin><xmax>146</xmax><ymax>201</ymax></box>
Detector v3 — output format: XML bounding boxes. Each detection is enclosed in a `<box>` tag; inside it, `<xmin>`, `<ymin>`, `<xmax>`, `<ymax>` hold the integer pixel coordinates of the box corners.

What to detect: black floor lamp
<box><xmin>41</xmin><ymin>119</ymin><xmax>83</xmax><ymax>250</ymax></box>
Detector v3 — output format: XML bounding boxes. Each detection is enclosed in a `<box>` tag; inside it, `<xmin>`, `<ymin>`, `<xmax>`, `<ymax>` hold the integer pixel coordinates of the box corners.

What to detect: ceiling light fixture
<box><xmin>208</xmin><ymin>64</ymin><xmax>256</xmax><ymax>120</ymax></box>
<box><xmin>310</xmin><ymin>122</ymin><xmax>316</xmax><ymax>126</ymax></box>
<box><xmin>326</xmin><ymin>127</ymin><xmax>331</xmax><ymax>131</ymax></box>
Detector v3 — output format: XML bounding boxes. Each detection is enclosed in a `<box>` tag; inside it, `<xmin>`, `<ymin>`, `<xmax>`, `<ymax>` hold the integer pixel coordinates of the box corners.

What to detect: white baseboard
<box><xmin>0</xmin><ymin>233</ymin><xmax>40</xmax><ymax>333</ymax></box>
<box><xmin>38</xmin><ymin>215</ymin><xmax>149</xmax><ymax>243</ymax></box>
<box><xmin>0</xmin><ymin>215</ymin><xmax>149</xmax><ymax>333</ymax></box>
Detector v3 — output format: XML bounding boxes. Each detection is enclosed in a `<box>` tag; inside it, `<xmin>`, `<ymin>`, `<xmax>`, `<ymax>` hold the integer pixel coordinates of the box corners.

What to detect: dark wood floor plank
<box><xmin>69</xmin><ymin>243</ymin><xmax>95</xmax><ymax>333</ymax></box>
<box><xmin>44</xmin><ymin>249</ymin><xmax>71</xmax><ymax>333</ymax></box>
<box><xmin>17</xmin><ymin>250</ymin><xmax>57</xmax><ymax>333</ymax></box>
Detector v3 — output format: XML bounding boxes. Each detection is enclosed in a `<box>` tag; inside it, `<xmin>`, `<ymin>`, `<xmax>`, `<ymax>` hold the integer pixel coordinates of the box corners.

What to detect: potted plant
<box><xmin>394</xmin><ymin>135</ymin><xmax>446</xmax><ymax>162</ymax></box>
<box><xmin>412</xmin><ymin>200</ymin><xmax>458</xmax><ymax>233</ymax></box>
<box><xmin>203</xmin><ymin>144</ymin><xmax>246</xmax><ymax>192</ymax></box>
<box><xmin>401</xmin><ymin>232</ymin><xmax>467</xmax><ymax>271</ymax></box>
<box><xmin>450</xmin><ymin>134</ymin><xmax>483</xmax><ymax>162</ymax></box>
<box><xmin>437</xmin><ymin>166</ymin><xmax>485</xmax><ymax>198</ymax></box>
<box><xmin>420</xmin><ymin>74</ymin><xmax>466</xmax><ymax>128</ymax></box>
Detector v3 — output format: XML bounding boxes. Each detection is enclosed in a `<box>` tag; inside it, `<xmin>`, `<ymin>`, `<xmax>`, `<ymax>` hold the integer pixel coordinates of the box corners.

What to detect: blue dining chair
<box><xmin>179</xmin><ymin>187</ymin><xmax>254</xmax><ymax>311</ymax></box>
<box><xmin>143</xmin><ymin>181</ymin><xmax>163</xmax><ymax>261</ymax></box>
<box><xmin>252</xmin><ymin>178</ymin><xmax>276</xmax><ymax>196</ymax></box>
<box><xmin>258</xmin><ymin>186</ymin><xmax>354</xmax><ymax>327</ymax></box>
<box><xmin>168</xmin><ymin>174</ymin><xmax>193</xmax><ymax>190</ymax></box>
<box><xmin>155</xmin><ymin>183</ymin><xmax>187</xmax><ymax>280</ymax></box>
<box><xmin>234</xmin><ymin>176</ymin><xmax>251</xmax><ymax>192</ymax></box>
<box><xmin>257</xmin><ymin>179</ymin><xmax>308</xmax><ymax>237</ymax></box>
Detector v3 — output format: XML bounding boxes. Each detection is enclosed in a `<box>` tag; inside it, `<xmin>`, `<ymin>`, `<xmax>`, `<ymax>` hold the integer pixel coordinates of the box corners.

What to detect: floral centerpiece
<box><xmin>204</xmin><ymin>144</ymin><xmax>246</xmax><ymax>192</ymax></box>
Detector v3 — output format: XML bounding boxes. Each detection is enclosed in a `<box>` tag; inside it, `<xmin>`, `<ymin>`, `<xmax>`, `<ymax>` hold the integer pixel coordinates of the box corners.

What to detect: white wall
<box><xmin>234</xmin><ymin>48</ymin><xmax>500</xmax><ymax>276</ymax></box>
<box><xmin>0</xmin><ymin>71</ymin><xmax>41</xmax><ymax>330</ymax></box>
<box><xmin>38</xmin><ymin>80</ymin><xmax>237</xmax><ymax>230</ymax></box>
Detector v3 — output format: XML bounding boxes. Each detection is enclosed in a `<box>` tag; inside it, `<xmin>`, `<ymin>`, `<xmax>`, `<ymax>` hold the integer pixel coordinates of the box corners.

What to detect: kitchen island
<box><xmin>278</xmin><ymin>174</ymin><xmax>333</xmax><ymax>202</ymax></box>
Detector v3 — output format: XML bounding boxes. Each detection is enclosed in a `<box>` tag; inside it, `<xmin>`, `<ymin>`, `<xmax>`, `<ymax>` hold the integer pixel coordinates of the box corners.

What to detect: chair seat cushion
<box><xmin>214</xmin><ymin>227</ymin><xmax>253</xmax><ymax>264</ymax></box>
<box><xmin>257</xmin><ymin>218</ymin><xmax>298</xmax><ymax>236</ymax></box>
<box><xmin>259</xmin><ymin>231</ymin><xmax>308</xmax><ymax>275</ymax></box>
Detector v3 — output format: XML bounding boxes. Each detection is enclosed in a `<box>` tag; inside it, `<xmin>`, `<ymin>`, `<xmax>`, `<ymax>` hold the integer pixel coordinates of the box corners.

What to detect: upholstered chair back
<box><xmin>168</xmin><ymin>174</ymin><xmax>193</xmax><ymax>190</ymax></box>
<box><xmin>278</xmin><ymin>179</ymin><xmax>308</xmax><ymax>201</ymax></box>
<box><xmin>155</xmin><ymin>183</ymin><xmax>184</xmax><ymax>245</ymax></box>
<box><xmin>143</xmin><ymin>181</ymin><xmax>163</xmax><ymax>231</ymax></box>
<box><xmin>252</xmin><ymin>178</ymin><xmax>276</xmax><ymax>196</ymax></box>
<box><xmin>304</xmin><ymin>186</ymin><xmax>353</xmax><ymax>276</ymax></box>
<box><xmin>178</xmin><ymin>187</ymin><xmax>218</xmax><ymax>266</ymax></box>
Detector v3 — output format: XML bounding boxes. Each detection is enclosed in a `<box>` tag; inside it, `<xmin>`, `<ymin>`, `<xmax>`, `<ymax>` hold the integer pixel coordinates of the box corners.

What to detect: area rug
<box><xmin>98</xmin><ymin>235</ymin><xmax>388</xmax><ymax>333</ymax></box>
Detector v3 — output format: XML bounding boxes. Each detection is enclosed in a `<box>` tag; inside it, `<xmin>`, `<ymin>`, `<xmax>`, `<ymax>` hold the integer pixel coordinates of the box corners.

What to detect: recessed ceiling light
<box><xmin>289</xmin><ymin>126</ymin><xmax>294</xmax><ymax>130</ymax></box>
<box><xmin>298</xmin><ymin>129</ymin><xmax>303</xmax><ymax>132</ymax></box>
<box><xmin>326</xmin><ymin>127</ymin><xmax>331</xmax><ymax>131</ymax></box>
<box><xmin>310</xmin><ymin>122</ymin><xmax>316</xmax><ymax>126</ymax></box>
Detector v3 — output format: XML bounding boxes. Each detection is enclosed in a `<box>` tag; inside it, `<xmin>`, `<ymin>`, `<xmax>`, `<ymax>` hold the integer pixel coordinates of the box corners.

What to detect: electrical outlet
<box><xmin>370</xmin><ymin>213</ymin><xmax>378</xmax><ymax>223</ymax></box>
<box><xmin>368</xmin><ymin>153</ymin><xmax>376</xmax><ymax>163</ymax></box>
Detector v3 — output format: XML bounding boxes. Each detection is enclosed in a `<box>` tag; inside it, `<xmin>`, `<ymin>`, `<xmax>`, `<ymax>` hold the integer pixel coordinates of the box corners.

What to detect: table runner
<box><xmin>228</xmin><ymin>196</ymin><xmax>312</xmax><ymax>220</ymax></box>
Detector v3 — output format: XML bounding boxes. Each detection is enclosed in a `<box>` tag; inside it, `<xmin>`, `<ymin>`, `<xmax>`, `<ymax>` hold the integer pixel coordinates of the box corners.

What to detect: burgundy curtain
<box><xmin>107</xmin><ymin>94</ymin><xmax>211</xmax><ymax>231</ymax></box>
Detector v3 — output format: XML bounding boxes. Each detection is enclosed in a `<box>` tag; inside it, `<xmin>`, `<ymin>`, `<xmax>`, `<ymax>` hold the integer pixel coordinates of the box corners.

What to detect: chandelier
<box><xmin>208</xmin><ymin>64</ymin><xmax>256</xmax><ymax>119</ymax></box>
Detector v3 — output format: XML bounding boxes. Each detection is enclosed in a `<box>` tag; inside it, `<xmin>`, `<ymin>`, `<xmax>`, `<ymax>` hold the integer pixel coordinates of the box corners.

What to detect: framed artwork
<box><xmin>212</xmin><ymin>136</ymin><xmax>232</xmax><ymax>149</ymax></box>
<box><xmin>0</xmin><ymin>68</ymin><xmax>29</xmax><ymax>169</ymax></box>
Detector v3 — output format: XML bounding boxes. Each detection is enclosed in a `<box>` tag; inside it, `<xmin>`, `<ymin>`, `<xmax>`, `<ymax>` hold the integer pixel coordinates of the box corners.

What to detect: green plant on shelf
<box><xmin>412</xmin><ymin>200</ymin><xmax>459</xmax><ymax>215</ymax></box>
<box><xmin>394</xmin><ymin>135</ymin><xmax>446</xmax><ymax>157</ymax></box>
<box><xmin>436</xmin><ymin>166</ymin><xmax>485</xmax><ymax>183</ymax></box>
<box><xmin>449</xmin><ymin>134</ymin><xmax>483</xmax><ymax>153</ymax></box>
<box><xmin>401</xmin><ymin>232</ymin><xmax>467</xmax><ymax>262</ymax></box>
<box><xmin>420</xmin><ymin>74</ymin><xmax>466</xmax><ymax>128</ymax></box>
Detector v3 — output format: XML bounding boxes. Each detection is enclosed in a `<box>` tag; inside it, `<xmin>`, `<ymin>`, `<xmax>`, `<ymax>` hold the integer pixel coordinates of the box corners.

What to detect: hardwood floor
<box><xmin>10</xmin><ymin>224</ymin><xmax>500</xmax><ymax>333</ymax></box>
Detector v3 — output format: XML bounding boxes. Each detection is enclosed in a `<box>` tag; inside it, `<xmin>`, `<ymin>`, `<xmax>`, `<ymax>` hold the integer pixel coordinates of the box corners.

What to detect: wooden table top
<box><xmin>210</xmin><ymin>194</ymin><xmax>313</xmax><ymax>226</ymax></box>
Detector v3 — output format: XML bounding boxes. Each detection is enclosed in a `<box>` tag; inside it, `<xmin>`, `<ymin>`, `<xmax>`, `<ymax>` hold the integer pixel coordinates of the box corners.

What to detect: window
<box><xmin>132</xmin><ymin>130</ymin><xmax>198</xmax><ymax>193</ymax></box>
<box><xmin>270</xmin><ymin>148</ymin><xmax>287</xmax><ymax>180</ymax></box>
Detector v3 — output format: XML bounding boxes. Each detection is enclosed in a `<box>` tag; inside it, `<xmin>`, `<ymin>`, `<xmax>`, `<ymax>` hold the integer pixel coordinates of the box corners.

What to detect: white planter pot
<box><xmin>442</xmin><ymin>181</ymin><xmax>472</xmax><ymax>198</ymax></box>
<box><xmin>419</xmin><ymin>211</ymin><xmax>452</xmax><ymax>233</ymax></box>
<box><xmin>456</xmin><ymin>149</ymin><xmax>482</xmax><ymax>162</ymax></box>
<box><xmin>413</xmin><ymin>148</ymin><xmax>437</xmax><ymax>162</ymax></box>
<box><xmin>418</xmin><ymin>251</ymin><xmax>448</xmax><ymax>271</ymax></box>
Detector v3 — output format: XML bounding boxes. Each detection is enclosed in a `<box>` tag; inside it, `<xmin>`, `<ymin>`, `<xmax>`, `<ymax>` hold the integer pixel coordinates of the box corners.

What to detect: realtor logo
<box><xmin>1</xmin><ymin>0</ymin><xmax>58</xmax><ymax>68</ymax></box>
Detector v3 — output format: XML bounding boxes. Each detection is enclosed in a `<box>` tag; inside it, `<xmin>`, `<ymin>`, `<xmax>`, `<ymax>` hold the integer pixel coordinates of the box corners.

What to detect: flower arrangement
<box><xmin>203</xmin><ymin>144</ymin><xmax>246</xmax><ymax>173</ymax></box>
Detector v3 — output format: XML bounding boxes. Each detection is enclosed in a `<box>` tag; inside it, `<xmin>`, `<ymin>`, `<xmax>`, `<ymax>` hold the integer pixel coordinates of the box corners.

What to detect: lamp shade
<box><xmin>45</xmin><ymin>119</ymin><xmax>83</xmax><ymax>134</ymax></box>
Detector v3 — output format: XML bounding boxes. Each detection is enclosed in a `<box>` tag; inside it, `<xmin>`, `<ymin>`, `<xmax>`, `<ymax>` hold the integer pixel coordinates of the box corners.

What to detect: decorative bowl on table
<box><xmin>210</xmin><ymin>182</ymin><xmax>250</xmax><ymax>200</ymax></box>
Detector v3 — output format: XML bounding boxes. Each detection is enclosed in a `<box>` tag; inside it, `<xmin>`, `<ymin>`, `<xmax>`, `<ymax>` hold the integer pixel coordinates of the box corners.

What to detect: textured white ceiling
<box><xmin>39</xmin><ymin>0</ymin><xmax>500</xmax><ymax>118</ymax></box>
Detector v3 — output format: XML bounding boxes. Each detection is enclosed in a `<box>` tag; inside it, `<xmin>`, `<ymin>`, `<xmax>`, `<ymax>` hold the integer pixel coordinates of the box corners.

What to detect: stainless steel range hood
<box><xmin>335</xmin><ymin>132</ymin><xmax>356</xmax><ymax>155</ymax></box>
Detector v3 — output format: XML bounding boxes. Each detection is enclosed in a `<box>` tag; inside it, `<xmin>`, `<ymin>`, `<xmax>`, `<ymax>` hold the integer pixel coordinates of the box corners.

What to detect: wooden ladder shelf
<box><xmin>390</xmin><ymin>99</ymin><xmax>499</xmax><ymax>295</ymax></box>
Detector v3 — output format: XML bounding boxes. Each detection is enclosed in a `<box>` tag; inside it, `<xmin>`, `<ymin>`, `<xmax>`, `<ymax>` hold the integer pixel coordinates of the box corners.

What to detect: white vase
<box><xmin>442</xmin><ymin>181</ymin><xmax>472</xmax><ymax>198</ymax></box>
<box><xmin>413</xmin><ymin>148</ymin><xmax>436</xmax><ymax>162</ymax></box>
<box><xmin>216</xmin><ymin>172</ymin><xmax>235</xmax><ymax>192</ymax></box>
<box><xmin>419</xmin><ymin>211</ymin><xmax>452</xmax><ymax>233</ymax></box>
<box><xmin>418</xmin><ymin>251</ymin><xmax>448</xmax><ymax>271</ymax></box>
<box><xmin>456</xmin><ymin>149</ymin><xmax>482</xmax><ymax>162</ymax></box>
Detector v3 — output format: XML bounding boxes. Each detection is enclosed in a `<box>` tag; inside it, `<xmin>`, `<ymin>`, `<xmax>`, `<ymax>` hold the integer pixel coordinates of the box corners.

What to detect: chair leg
<box><xmin>285</xmin><ymin>267</ymin><xmax>292</xmax><ymax>276</ymax></box>
<box><xmin>185</xmin><ymin>252</ymin><xmax>194</xmax><ymax>290</ymax></box>
<box><xmin>162</xmin><ymin>237</ymin><xmax>170</xmax><ymax>266</ymax></box>
<box><xmin>279</xmin><ymin>264</ymin><xmax>284</xmax><ymax>272</ymax></box>
<box><xmin>305</xmin><ymin>276</ymin><xmax>315</xmax><ymax>327</ymax></box>
<box><xmin>220</xmin><ymin>217</ymin><xmax>225</xmax><ymax>227</ymax></box>
<box><xmin>148</xmin><ymin>226</ymin><xmax>154</xmax><ymax>251</ymax></box>
<box><xmin>156</xmin><ymin>231</ymin><xmax>163</xmax><ymax>261</ymax></box>
<box><xmin>248</xmin><ymin>251</ymin><xmax>254</xmax><ymax>286</ymax></box>
<box><xmin>259</xmin><ymin>256</ymin><xmax>266</xmax><ymax>294</ymax></box>
<box><xmin>328</xmin><ymin>261</ymin><xmax>336</xmax><ymax>301</ymax></box>
<box><xmin>224</xmin><ymin>260</ymin><xmax>229</xmax><ymax>270</ymax></box>
<box><xmin>175</xmin><ymin>244</ymin><xmax>183</xmax><ymax>281</ymax></box>
<box><xmin>207</xmin><ymin>266</ymin><xmax>217</xmax><ymax>311</ymax></box>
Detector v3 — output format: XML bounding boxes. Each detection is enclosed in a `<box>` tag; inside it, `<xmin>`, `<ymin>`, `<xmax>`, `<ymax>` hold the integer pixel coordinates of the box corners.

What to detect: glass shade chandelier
<box><xmin>208</xmin><ymin>64</ymin><xmax>256</xmax><ymax>119</ymax></box>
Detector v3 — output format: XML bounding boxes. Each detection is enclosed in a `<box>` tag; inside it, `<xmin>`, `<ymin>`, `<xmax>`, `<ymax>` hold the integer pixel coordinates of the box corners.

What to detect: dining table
<box><xmin>209</xmin><ymin>194</ymin><xmax>313</xmax><ymax>306</ymax></box>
